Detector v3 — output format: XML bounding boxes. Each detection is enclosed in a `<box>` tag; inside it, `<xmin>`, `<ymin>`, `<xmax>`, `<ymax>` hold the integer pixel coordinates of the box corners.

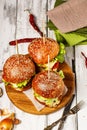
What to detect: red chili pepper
<box><xmin>81</xmin><ymin>51</ymin><xmax>87</xmax><ymax>68</ymax></box>
<box><xmin>9</xmin><ymin>38</ymin><xmax>36</xmax><ymax>45</ymax></box>
<box><xmin>24</xmin><ymin>9</ymin><xmax>43</xmax><ymax>37</ymax></box>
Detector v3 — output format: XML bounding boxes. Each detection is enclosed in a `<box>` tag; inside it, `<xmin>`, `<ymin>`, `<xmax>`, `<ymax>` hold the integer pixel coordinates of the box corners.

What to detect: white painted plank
<box><xmin>11</xmin><ymin>0</ymin><xmax>47</xmax><ymax>130</ymax></box>
<box><xmin>0</xmin><ymin>1</ymin><xmax>21</xmax><ymax>128</ymax></box>
<box><xmin>0</xmin><ymin>0</ymin><xmax>17</xmax><ymax>109</ymax></box>
<box><xmin>0</xmin><ymin>0</ymin><xmax>16</xmax><ymax>69</ymax></box>
<box><xmin>75</xmin><ymin>45</ymin><xmax>87</xmax><ymax>130</ymax></box>
<box><xmin>0</xmin><ymin>0</ymin><xmax>47</xmax><ymax>130</ymax></box>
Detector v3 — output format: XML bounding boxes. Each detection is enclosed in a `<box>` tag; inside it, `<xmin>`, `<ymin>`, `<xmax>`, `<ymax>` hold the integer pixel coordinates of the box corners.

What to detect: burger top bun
<box><xmin>28</xmin><ymin>37</ymin><xmax>59</xmax><ymax>64</ymax></box>
<box><xmin>32</xmin><ymin>71</ymin><xmax>65</xmax><ymax>98</ymax></box>
<box><xmin>2</xmin><ymin>54</ymin><xmax>35</xmax><ymax>83</ymax></box>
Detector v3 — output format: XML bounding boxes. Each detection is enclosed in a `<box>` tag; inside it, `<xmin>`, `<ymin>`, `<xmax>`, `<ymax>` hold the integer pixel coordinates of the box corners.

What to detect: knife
<box><xmin>58</xmin><ymin>94</ymin><xmax>75</xmax><ymax>130</ymax></box>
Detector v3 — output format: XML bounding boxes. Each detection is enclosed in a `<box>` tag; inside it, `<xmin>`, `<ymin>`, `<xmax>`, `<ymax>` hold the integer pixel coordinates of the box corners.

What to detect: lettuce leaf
<box><xmin>34</xmin><ymin>92</ymin><xmax>60</xmax><ymax>107</ymax></box>
<box><xmin>3</xmin><ymin>79</ymin><xmax>29</xmax><ymax>88</ymax></box>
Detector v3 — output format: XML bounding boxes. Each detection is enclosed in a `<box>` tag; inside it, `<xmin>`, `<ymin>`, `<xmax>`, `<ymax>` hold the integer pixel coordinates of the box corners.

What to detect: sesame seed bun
<box><xmin>28</xmin><ymin>37</ymin><xmax>59</xmax><ymax>64</ymax></box>
<box><xmin>2</xmin><ymin>54</ymin><xmax>35</xmax><ymax>91</ymax></box>
<box><xmin>32</xmin><ymin>71</ymin><xmax>64</xmax><ymax>98</ymax></box>
<box><xmin>32</xmin><ymin>71</ymin><xmax>65</xmax><ymax>107</ymax></box>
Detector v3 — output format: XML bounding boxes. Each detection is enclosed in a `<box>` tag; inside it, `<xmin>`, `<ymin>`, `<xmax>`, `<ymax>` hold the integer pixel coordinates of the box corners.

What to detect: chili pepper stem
<box><xmin>24</xmin><ymin>9</ymin><xmax>31</xmax><ymax>14</ymax></box>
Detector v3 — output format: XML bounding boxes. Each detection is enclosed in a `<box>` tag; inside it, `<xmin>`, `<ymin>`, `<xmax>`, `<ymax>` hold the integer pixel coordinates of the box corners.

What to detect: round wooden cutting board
<box><xmin>5</xmin><ymin>62</ymin><xmax>75</xmax><ymax>115</ymax></box>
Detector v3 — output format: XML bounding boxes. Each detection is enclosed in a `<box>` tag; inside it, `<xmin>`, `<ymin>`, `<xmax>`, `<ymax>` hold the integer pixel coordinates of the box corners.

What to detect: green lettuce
<box><xmin>3</xmin><ymin>79</ymin><xmax>29</xmax><ymax>88</ymax></box>
<box><xmin>54</xmin><ymin>42</ymin><xmax>66</xmax><ymax>63</ymax></box>
<box><xmin>58</xmin><ymin>70</ymin><xmax>65</xmax><ymax>79</ymax></box>
<box><xmin>34</xmin><ymin>92</ymin><xmax>60</xmax><ymax>107</ymax></box>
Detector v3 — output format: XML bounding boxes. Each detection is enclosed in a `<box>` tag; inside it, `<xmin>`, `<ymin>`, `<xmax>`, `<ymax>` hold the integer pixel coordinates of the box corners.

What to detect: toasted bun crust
<box><xmin>2</xmin><ymin>54</ymin><xmax>35</xmax><ymax>83</ymax></box>
<box><xmin>32</xmin><ymin>71</ymin><xmax>65</xmax><ymax>98</ymax></box>
<box><xmin>28</xmin><ymin>37</ymin><xmax>59</xmax><ymax>64</ymax></box>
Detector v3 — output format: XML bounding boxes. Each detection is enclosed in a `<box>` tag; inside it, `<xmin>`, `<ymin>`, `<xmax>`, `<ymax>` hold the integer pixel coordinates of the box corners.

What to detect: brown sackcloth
<box><xmin>47</xmin><ymin>0</ymin><xmax>87</xmax><ymax>33</ymax></box>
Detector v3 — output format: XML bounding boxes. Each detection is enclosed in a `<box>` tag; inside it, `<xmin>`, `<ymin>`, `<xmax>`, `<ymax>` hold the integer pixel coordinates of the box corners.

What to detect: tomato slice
<box><xmin>52</xmin><ymin>62</ymin><xmax>59</xmax><ymax>71</ymax></box>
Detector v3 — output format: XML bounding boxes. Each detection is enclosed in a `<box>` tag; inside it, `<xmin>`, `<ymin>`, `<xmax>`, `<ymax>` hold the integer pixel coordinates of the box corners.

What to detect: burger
<box><xmin>28</xmin><ymin>37</ymin><xmax>65</xmax><ymax>72</ymax></box>
<box><xmin>32</xmin><ymin>70</ymin><xmax>66</xmax><ymax>107</ymax></box>
<box><xmin>2</xmin><ymin>54</ymin><xmax>35</xmax><ymax>91</ymax></box>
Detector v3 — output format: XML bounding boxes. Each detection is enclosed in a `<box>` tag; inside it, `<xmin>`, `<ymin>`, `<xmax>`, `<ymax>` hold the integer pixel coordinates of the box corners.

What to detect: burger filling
<box><xmin>37</xmin><ymin>43</ymin><xmax>66</xmax><ymax>71</ymax></box>
<box><xmin>34</xmin><ymin>92</ymin><xmax>60</xmax><ymax>107</ymax></box>
<box><xmin>38</xmin><ymin>60</ymin><xmax>58</xmax><ymax>71</ymax></box>
<box><xmin>3</xmin><ymin>79</ymin><xmax>30</xmax><ymax>89</ymax></box>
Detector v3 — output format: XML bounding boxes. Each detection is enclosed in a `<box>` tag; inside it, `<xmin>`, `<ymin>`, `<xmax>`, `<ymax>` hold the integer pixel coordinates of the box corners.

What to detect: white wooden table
<box><xmin>0</xmin><ymin>0</ymin><xmax>87</xmax><ymax>130</ymax></box>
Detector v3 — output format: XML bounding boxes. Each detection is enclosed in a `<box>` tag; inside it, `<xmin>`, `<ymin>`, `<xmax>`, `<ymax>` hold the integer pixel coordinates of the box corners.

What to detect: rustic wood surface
<box><xmin>0</xmin><ymin>0</ymin><xmax>87</xmax><ymax>130</ymax></box>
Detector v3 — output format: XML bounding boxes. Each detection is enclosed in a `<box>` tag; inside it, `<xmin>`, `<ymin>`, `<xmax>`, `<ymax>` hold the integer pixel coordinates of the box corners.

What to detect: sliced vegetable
<box><xmin>34</xmin><ymin>92</ymin><xmax>60</xmax><ymax>107</ymax></box>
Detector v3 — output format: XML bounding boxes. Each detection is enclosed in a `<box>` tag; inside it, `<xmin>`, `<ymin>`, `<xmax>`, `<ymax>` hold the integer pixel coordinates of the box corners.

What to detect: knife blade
<box><xmin>58</xmin><ymin>94</ymin><xmax>75</xmax><ymax>130</ymax></box>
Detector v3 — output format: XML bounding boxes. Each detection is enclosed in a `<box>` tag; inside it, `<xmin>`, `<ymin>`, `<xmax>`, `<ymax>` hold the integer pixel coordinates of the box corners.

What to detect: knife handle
<box><xmin>58</xmin><ymin>120</ymin><xmax>65</xmax><ymax>130</ymax></box>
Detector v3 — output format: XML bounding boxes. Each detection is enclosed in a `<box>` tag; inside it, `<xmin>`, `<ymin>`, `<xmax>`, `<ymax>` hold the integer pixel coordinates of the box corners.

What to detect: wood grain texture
<box><xmin>5</xmin><ymin>62</ymin><xmax>75</xmax><ymax>115</ymax></box>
